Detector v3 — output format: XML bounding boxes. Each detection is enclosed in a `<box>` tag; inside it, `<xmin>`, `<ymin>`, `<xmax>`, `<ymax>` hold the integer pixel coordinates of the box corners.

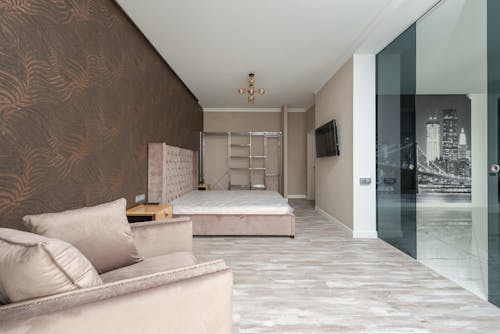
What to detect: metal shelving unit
<box><xmin>200</xmin><ymin>131</ymin><xmax>282</xmax><ymax>192</ymax></box>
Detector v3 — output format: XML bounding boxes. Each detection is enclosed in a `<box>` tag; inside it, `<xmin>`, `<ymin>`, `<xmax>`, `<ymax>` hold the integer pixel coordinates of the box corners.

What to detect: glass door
<box><xmin>377</xmin><ymin>0</ymin><xmax>500</xmax><ymax>307</ymax></box>
<box><xmin>376</xmin><ymin>24</ymin><xmax>417</xmax><ymax>258</ymax></box>
<box><xmin>415</xmin><ymin>0</ymin><xmax>489</xmax><ymax>301</ymax></box>
<box><xmin>488</xmin><ymin>0</ymin><xmax>500</xmax><ymax>306</ymax></box>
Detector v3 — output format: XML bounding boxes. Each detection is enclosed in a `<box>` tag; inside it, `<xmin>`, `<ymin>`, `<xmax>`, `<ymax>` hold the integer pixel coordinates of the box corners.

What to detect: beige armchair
<box><xmin>0</xmin><ymin>217</ymin><xmax>233</xmax><ymax>334</ymax></box>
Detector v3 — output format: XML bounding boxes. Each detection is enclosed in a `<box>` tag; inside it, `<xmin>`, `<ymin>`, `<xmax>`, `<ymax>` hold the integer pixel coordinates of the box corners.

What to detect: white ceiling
<box><xmin>116</xmin><ymin>0</ymin><xmax>439</xmax><ymax>108</ymax></box>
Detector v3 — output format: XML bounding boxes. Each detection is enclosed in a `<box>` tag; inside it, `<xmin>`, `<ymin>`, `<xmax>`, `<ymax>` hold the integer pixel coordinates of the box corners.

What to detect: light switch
<box><xmin>359</xmin><ymin>177</ymin><xmax>371</xmax><ymax>185</ymax></box>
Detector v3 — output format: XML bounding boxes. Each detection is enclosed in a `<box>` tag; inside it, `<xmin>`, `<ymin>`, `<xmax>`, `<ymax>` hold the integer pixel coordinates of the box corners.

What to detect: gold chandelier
<box><xmin>238</xmin><ymin>73</ymin><xmax>265</xmax><ymax>104</ymax></box>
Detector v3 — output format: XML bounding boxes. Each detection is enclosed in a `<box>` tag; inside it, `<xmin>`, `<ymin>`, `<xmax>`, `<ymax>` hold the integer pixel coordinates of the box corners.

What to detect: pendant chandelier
<box><xmin>238</xmin><ymin>73</ymin><xmax>265</xmax><ymax>104</ymax></box>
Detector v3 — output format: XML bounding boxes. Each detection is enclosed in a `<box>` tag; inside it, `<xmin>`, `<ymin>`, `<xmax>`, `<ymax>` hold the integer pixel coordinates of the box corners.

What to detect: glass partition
<box><xmin>376</xmin><ymin>25</ymin><xmax>417</xmax><ymax>258</ymax></box>
<box><xmin>377</xmin><ymin>0</ymin><xmax>500</xmax><ymax>306</ymax></box>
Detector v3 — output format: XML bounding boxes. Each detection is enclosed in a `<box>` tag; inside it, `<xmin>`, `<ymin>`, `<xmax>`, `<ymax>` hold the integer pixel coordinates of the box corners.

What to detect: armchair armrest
<box><xmin>131</xmin><ymin>217</ymin><xmax>192</xmax><ymax>257</ymax></box>
<box><xmin>0</xmin><ymin>260</ymin><xmax>233</xmax><ymax>334</ymax></box>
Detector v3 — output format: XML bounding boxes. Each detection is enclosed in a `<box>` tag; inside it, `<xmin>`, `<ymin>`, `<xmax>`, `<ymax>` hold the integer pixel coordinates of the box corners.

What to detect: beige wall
<box><xmin>204</xmin><ymin>112</ymin><xmax>281</xmax><ymax>132</ymax></box>
<box><xmin>281</xmin><ymin>105</ymin><xmax>288</xmax><ymax>198</ymax></box>
<box><xmin>203</xmin><ymin>111</ymin><xmax>308</xmax><ymax>196</ymax></box>
<box><xmin>305</xmin><ymin>104</ymin><xmax>315</xmax><ymax>131</ymax></box>
<box><xmin>203</xmin><ymin>112</ymin><xmax>282</xmax><ymax>192</ymax></box>
<box><xmin>305</xmin><ymin>104</ymin><xmax>316</xmax><ymax>200</ymax></box>
<box><xmin>315</xmin><ymin>58</ymin><xmax>353</xmax><ymax>229</ymax></box>
<box><xmin>287</xmin><ymin>112</ymin><xmax>307</xmax><ymax>196</ymax></box>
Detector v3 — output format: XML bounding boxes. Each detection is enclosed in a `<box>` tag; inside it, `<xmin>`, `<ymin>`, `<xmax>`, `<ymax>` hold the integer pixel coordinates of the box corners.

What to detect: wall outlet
<box><xmin>135</xmin><ymin>194</ymin><xmax>146</xmax><ymax>203</ymax></box>
<box><xmin>359</xmin><ymin>177</ymin><xmax>372</xmax><ymax>185</ymax></box>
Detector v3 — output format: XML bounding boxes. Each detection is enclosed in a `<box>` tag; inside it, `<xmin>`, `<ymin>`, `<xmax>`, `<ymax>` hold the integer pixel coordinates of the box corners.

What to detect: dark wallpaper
<box><xmin>0</xmin><ymin>0</ymin><xmax>203</xmax><ymax>228</ymax></box>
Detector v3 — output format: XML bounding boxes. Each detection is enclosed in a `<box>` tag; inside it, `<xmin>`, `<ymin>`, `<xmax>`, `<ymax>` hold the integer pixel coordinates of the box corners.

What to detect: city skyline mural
<box><xmin>415</xmin><ymin>95</ymin><xmax>471</xmax><ymax>203</ymax></box>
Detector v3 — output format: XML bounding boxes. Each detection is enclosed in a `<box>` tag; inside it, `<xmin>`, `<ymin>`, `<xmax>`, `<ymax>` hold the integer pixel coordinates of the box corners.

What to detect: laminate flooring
<box><xmin>193</xmin><ymin>200</ymin><xmax>500</xmax><ymax>334</ymax></box>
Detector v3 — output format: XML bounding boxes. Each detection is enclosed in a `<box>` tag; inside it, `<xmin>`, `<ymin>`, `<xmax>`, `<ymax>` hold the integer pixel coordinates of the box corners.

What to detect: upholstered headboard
<box><xmin>148</xmin><ymin>143</ymin><xmax>198</xmax><ymax>203</ymax></box>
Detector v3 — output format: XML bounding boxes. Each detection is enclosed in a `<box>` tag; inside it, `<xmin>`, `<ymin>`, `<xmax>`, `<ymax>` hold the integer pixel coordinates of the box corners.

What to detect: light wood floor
<box><xmin>193</xmin><ymin>200</ymin><xmax>500</xmax><ymax>334</ymax></box>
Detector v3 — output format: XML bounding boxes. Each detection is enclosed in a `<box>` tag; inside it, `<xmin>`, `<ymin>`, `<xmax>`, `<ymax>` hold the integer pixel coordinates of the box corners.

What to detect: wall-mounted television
<box><xmin>315</xmin><ymin>120</ymin><xmax>340</xmax><ymax>157</ymax></box>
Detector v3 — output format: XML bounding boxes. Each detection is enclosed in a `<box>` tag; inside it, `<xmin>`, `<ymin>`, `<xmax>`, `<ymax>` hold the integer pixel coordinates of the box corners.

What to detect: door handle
<box><xmin>491</xmin><ymin>164</ymin><xmax>500</xmax><ymax>174</ymax></box>
<box><xmin>408</xmin><ymin>163</ymin><xmax>415</xmax><ymax>171</ymax></box>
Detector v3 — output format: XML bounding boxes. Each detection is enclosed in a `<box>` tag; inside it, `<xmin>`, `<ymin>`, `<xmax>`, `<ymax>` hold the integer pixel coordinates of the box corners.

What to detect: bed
<box><xmin>147</xmin><ymin>143</ymin><xmax>295</xmax><ymax>237</ymax></box>
<box><xmin>173</xmin><ymin>190</ymin><xmax>295</xmax><ymax>236</ymax></box>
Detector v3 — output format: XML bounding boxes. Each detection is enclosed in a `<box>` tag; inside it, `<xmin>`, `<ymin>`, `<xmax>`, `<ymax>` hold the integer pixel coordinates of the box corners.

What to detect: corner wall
<box><xmin>288</xmin><ymin>112</ymin><xmax>307</xmax><ymax>197</ymax></box>
<box><xmin>281</xmin><ymin>105</ymin><xmax>289</xmax><ymax>198</ymax></box>
<box><xmin>352</xmin><ymin>54</ymin><xmax>377</xmax><ymax>238</ymax></box>
<box><xmin>306</xmin><ymin>104</ymin><xmax>316</xmax><ymax>200</ymax></box>
<box><xmin>306</xmin><ymin>104</ymin><xmax>316</xmax><ymax>132</ymax></box>
<box><xmin>315</xmin><ymin>58</ymin><xmax>354</xmax><ymax>229</ymax></box>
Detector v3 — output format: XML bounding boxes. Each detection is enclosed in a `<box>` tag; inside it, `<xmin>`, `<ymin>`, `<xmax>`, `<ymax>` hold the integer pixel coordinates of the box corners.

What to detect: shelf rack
<box><xmin>200</xmin><ymin>131</ymin><xmax>282</xmax><ymax>192</ymax></box>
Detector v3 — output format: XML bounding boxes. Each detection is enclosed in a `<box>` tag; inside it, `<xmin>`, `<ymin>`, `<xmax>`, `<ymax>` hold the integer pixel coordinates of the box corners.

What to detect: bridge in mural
<box><xmin>377</xmin><ymin>144</ymin><xmax>471</xmax><ymax>193</ymax></box>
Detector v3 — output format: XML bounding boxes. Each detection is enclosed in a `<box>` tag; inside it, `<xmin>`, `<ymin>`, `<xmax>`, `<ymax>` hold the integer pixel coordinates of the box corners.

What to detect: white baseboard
<box><xmin>315</xmin><ymin>206</ymin><xmax>378</xmax><ymax>239</ymax></box>
<box><xmin>352</xmin><ymin>230</ymin><xmax>378</xmax><ymax>239</ymax></box>
<box><xmin>315</xmin><ymin>206</ymin><xmax>353</xmax><ymax>236</ymax></box>
<box><xmin>287</xmin><ymin>194</ymin><xmax>307</xmax><ymax>199</ymax></box>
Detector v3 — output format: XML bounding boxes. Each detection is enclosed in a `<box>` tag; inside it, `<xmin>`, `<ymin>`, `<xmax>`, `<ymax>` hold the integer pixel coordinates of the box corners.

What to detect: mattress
<box><xmin>173</xmin><ymin>190</ymin><xmax>294</xmax><ymax>215</ymax></box>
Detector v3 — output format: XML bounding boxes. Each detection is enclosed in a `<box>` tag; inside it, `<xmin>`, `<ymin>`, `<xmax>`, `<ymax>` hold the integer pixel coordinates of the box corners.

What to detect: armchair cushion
<box><xmin>23</xmin><ymin>198</ymin><xmax>142</xmax><ymax>274</ymax></box>
<box><xmin>100</xmin><ymin>251</ymin><xmax>197</xmax><ymax>283</ymax></box>
<box><xmin>0</xmin><ymin>228</ymin><xmax>102</xmax><ymax>304</ymax></box>
<box><xmin>131</xmin><ymin>217</ymin><xmax>193</xmax><ymax>258</ymax></box>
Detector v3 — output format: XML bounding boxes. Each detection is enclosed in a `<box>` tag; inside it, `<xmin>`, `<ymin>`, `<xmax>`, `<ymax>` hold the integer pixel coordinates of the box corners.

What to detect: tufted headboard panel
<box><xmin>148</xmin><ymin>143</ymin><xmax>198</xmax><ymax>203</ymax></box>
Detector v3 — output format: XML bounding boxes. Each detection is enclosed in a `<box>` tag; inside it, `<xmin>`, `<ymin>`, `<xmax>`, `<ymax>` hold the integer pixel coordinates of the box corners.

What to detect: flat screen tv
<box><xmin>315</xmin><ymin>120</ymin><xmax>340</xmax><ymax>157</ymax></box>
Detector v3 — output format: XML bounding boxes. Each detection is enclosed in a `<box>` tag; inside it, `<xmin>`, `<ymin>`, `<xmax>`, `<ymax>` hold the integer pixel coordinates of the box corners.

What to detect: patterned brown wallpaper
<box><xmin>0</xmin><ymin>0</ymin><xmax>203</xmax><ymax>228</ymax></box>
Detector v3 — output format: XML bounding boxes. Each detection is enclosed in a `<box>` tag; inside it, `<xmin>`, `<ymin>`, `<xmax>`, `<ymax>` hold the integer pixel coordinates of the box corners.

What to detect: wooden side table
<box><xmin>126</xmin><ymin>204</ymin><xmax>173</xmax><ymax>223</ymax></box>
<box><xmin>197</xmin><ymin>183</ymin><xmax>209</xmax><ymax>191</ymax></box>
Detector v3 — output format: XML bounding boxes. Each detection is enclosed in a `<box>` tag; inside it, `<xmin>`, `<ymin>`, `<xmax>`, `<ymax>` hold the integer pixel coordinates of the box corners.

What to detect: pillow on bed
<box><xmin>23</xmin><ymin>198</ymin><xmax>142</xmax><ymax>274</ymax></box>
<box><xmin>0</xmin><ymin>228</ymin><xmax>102</xmax><ymax>304</ymax></box>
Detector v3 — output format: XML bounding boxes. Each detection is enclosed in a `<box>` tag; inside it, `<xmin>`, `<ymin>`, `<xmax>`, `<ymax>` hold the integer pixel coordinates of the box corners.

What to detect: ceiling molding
<box><xmin>306</xmin><ymin>103</ymin><xmax>315</xmax><ymax>112</ymax></box>
<box><xmin>288</xmin><ymin>108</ymin><xmax>306</xmax><ymax>113</ymax></box>
<box><xmin>203</xmin><ymin>108</ymin><xmax>281</xmax><ymax>113</ymax></box>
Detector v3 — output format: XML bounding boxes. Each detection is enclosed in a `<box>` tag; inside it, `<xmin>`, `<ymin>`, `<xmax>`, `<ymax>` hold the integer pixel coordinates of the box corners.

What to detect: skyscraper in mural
<box><xmin>458</xmin><ymin>127</ymin><xmax>470</xmax><ymax>177</ymax></box>
<box><xmin>442</xmin><ymin>109</ymin><xmax>459</xmax><ymax>175</ymax></box>
<box><xmin>426</xmin><ymin>116</ymin><xmax>441</xmax><ymax>164</ymax></box>
<box><xmin>459</xmin><ymin>128</ymin><xmax>467</xmax><ymax>160</ymax></box>
<box><xmin>415</xmin><ymin>96</ymin><xmax>472</xmax><ymax>201</ymax></box>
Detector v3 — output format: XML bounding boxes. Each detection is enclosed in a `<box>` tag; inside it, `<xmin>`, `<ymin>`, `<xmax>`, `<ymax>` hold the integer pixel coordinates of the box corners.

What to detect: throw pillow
<box><xmin>23</xmin><ymin>198</ymin><xmax>142</xmax><ymax>274</ymax></box>
<box><xmin>0</xmin><ymin>228</ymin><xmax>102</xmax><ymax>304</ymax></box>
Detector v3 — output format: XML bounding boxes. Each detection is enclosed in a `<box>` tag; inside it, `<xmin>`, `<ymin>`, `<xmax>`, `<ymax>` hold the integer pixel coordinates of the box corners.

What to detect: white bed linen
<box><xmin>172</xmin><ymin>190</ymin><xmax>294</xmax><ymax>215</ymax></box>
